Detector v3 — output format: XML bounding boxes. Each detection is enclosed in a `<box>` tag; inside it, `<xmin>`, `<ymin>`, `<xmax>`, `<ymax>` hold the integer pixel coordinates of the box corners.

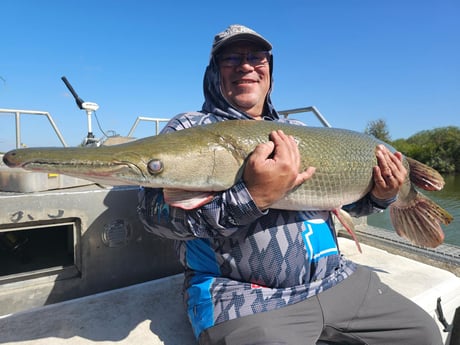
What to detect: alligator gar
<box><xmin>2</xmin><ymin>120</ymin><xmax>453</xmax><ymax>249</ymax></box>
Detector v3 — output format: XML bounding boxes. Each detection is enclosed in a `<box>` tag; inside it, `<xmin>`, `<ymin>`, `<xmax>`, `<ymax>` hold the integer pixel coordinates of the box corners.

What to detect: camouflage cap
<box><xmin>211</xmin><ymin>24</ymin><xmax>272</xmax><ymax>56</ymax></box>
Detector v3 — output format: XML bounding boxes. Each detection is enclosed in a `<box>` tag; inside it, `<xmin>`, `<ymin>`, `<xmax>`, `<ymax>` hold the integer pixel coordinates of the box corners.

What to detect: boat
<box><xmin>0</xmin><ymin>84</ymin><xmax>459</xmax><ymax>344</ymax></box>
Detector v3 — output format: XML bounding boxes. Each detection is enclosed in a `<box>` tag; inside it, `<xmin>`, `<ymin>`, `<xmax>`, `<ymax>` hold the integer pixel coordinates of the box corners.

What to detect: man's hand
<box><xmin>371</xmin><ymin>144</ymin><xmax>407</xmax><ymax>200</ymax></box>
<box><xmin>243</xmin><ymin>130</ymin><xmax>315</xmax><ymax>210</ymax></box>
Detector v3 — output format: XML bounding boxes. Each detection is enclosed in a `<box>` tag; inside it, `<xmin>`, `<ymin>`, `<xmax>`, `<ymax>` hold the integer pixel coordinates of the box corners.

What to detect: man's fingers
<box><xmin>271</xmin><ymin>130</ymin><xmax>313</xmax><ymax>186</ymax></box>
<box><xmin>252</xmin><ymin>141</ymin><xmax>275</xmax><ymax>160</ymax></box>
<box><xmin>375</xmin><ymin>145</ymin><xmax>406</xmax><ymax>184</ymax></box>
<box><xmin>295</xmin><ymin>167</ymin><xmax>316</xmax><ymax>185</ymax></box>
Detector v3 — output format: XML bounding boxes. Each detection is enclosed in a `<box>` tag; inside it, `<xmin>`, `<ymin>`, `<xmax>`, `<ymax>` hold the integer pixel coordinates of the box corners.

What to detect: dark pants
<box><xmin>199</xmin><ymin>266</ymin><xmax>442</xmax><ymax>345</ymax></box>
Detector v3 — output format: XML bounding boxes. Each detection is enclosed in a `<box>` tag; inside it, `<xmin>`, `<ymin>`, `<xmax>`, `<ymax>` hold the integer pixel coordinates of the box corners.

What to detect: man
<box><xmin>138</xmin><ymin>25</ymin><xmax>441</xmax><ymax>345</ymax></box>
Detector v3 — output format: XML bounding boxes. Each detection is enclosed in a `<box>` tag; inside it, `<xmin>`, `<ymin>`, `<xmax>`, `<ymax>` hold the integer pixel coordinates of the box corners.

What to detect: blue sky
<box><xmin>1</xmin><ymin>0</ymin><xmax>459</xmax><ymax>151</ymax></box>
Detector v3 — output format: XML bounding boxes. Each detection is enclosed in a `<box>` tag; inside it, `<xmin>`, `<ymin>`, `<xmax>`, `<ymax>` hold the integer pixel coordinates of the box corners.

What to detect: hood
<box><xmin>201</xmin><ymin>56</ymin><xmax>279</xmax><ymax>121</ymax></box>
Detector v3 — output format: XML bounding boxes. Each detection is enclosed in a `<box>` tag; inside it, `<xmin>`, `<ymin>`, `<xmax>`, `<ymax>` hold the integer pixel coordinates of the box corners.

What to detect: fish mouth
<box><xmin>3</xmin><ymin>151</ymin><xmax>146</xmax><ymax>183</ymax></box>
<box><xmin>28</xmin><ymin>160</ymin><xmax>144</xmax><ymax>177</ymax></box>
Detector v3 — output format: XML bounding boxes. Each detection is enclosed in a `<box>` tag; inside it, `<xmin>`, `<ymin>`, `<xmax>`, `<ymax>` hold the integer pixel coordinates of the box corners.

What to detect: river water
<box><xmin>367</xmin><ymin>174</ymin><xmax>460</xmax><ymax>247</ymax></box>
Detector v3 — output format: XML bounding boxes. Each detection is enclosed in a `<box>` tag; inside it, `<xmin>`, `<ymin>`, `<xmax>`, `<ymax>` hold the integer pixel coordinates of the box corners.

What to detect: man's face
<box><xmin>217</xmin><ymin>42</ymin><xmax>271</xmax><ymax>119</ymax></box>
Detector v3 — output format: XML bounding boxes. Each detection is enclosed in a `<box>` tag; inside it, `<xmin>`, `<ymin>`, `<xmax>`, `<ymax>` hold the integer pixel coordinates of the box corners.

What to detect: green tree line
<box><xmin>365</xmin><ymin>119</ymin><xmax>460</xmax><ymax>174</ymax></box>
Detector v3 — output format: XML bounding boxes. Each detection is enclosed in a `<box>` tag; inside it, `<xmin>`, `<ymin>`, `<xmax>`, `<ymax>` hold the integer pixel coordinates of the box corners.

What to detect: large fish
<box><xmin>3</xmin><ymin>120</ymin><xmax>452</xmax><ymax>249</ymax></box>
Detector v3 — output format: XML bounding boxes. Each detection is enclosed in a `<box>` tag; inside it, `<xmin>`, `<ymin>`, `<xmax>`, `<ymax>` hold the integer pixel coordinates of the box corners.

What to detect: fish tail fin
<box><xmin>390</xmin><ymin>191</ymin><xmax>452</xmax><ymax>248</ymax></box>
<box><xmin>333</xmin><ymin>209</ymin><xmax>362</xmax><ymax>253</ymax></box>
<box><xmin>406</xmin><ymin>157</ymin><xmax>445</xmax><ymax>191</ymax></box>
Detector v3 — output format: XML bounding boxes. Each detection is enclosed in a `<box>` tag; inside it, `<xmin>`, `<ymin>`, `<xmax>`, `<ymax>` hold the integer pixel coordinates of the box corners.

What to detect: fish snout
<box><xmin>2</xmin><ymin>150</ymin><xmax>21</xmax><ymax>168</ymax></box>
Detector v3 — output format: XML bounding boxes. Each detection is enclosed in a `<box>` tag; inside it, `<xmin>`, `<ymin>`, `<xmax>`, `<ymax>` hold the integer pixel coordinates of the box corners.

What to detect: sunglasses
<box><xmin>217</xmin><ymin>51</ymin><xmax>271</xmax><ymax>67</ymax></box>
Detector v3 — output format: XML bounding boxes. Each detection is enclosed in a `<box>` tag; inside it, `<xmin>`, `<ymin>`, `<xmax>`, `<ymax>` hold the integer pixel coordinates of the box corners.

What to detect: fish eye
<box><xmin>147</xmin><ymin>159</ymin><xmax>163</xmax><ymax>174</ymax></box>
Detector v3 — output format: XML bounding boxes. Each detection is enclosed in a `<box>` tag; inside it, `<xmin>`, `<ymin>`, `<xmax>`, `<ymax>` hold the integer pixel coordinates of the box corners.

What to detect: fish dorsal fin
<box><xmin>163</xmin><ymin>189</ymin><xmax>215</xmax><ymax>210</ymax></box>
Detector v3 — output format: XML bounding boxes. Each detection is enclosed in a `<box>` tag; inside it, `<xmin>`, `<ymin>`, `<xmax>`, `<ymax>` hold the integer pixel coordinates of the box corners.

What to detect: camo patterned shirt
<box><xmin>138</xmin><ymin>111</ymin><xmax>393</xmax><ymax>339</ymax></box>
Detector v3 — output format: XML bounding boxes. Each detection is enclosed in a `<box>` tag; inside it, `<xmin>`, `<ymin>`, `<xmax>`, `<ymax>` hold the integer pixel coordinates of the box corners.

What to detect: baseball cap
<box><xmin>211</xmin><ymin>24</ymin><xmax>272</xmax><ymax>56</ymax></box>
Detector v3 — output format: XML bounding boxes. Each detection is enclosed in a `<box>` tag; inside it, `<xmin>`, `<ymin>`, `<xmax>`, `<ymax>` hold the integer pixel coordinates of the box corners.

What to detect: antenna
<box><xmin>61</xmin><ymin>76</ymin><xmax>100</xmax><ymax>146</ymax></box>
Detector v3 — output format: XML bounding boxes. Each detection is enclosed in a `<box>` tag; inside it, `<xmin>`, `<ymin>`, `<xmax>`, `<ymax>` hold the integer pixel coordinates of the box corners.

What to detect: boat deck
<box><xmin>1</xmin><ymin>237</ymin><xmax>459</xmax><ymax>345</ymax></box>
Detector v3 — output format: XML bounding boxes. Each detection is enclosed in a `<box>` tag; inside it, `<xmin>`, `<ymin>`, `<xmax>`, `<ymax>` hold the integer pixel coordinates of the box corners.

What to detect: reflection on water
<box><xmin>367</xmin><ymin>174</ymin><xmax>460</xmax><ymax>246</ymax></box>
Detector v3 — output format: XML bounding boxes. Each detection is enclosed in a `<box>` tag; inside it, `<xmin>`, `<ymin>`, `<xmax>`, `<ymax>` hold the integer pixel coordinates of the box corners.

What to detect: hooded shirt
<box><xmin>138</xmin><ymin>51</ymin><xmax>391</xmax><ymax>339</ymax></box>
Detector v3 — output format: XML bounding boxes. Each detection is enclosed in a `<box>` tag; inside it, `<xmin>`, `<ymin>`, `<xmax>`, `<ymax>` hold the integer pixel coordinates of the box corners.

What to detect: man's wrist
<box><xmin>370</xmin><ymin>193</ymin><xmax>398</xmax><ymax>210</ymax></box>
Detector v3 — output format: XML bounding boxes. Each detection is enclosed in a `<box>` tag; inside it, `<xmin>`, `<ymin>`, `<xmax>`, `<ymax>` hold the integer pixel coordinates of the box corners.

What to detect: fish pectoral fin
<box><xmin>333</xmin><ymin>208</ymin><xmax>362</xmax><ymax>253</ymax></box>
<box><xmin>390</xmin><ymin>191</ymin><xmax>451</xmax><ymax>248</ymax></box>
<box><xmin>163</xmin><ymin>189</ymin><xmax>215</xmax><ymax>210</ymax></box>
